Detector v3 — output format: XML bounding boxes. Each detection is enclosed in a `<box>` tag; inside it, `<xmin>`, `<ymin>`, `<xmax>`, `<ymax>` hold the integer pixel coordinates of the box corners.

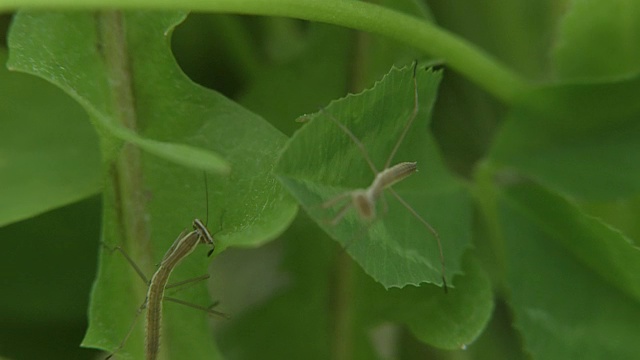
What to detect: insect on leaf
<box><xmin>276</xmin><ymin>64</ymin><xmax>471</xmax><ymax>288</ymax></box>
<box><xmin>8</xmin><ymin>10</ymin><xmax>297</xmax><ymax>359</ymax></box>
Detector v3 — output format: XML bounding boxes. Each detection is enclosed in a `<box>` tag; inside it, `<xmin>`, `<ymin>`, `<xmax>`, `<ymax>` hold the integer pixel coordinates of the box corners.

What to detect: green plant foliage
<box><xmin>489</xmin><ymin>76</ymin><xmax>640</xmax><ymax>200</ymax></box>
<box><xmin>3</xmin><ymin>1</ymin><xmax>640</xmax><ymax>359</ymax></box>
<box><xmin>276</xmin><ymin>65</ymin><xmax>472</xmax><ymax>289</ymax></box>
<box><xmin>499</xmin><ymin>182</ymin><xmax>640</xmax><ymax>360</ymax></box>
<box><xmin>553</xmin><ymin>0</ymin><xmax>640</xmax><ymax>80</ymax></box>
<box><xmin>218</xmin><ymin>214</ymin><xmax>492</xmax><ymax>357</ymax></box>
<box><xmin>7</xmin><ymin>11</ymin><xmax>229</xmax><ymax>174</ymax></box>
<box><xmin>7</xmin><ymin>10</ymin><xmax>296</xmax><ymax>359</ymax></box>
<box><xmin>503</xmin><ymin>183</ymin><xmax>640</xmax><ymax>303</ymax></box>
<box><xmin>372</xmin><ymin>253</ymin><xmax>493</xmax><ymax>349</ymax></box>
<box><xmin>217</xmin><ymin>215</ymin><xmax>335</xmax><ymax>360</ymax></box>
<box><xmin>235</xmin><ymin>21</ymin><xmax>352</xmax><ymax>136</ymax></box>
<box><xmin>235</xmin><ymin>1</ymin><xmax>432</xmax><ymax>138</ymax></box>
<box><xmin>0</xmin><ymin>49</ymin><xmax>101</xmax><ymax>226</ymax></box>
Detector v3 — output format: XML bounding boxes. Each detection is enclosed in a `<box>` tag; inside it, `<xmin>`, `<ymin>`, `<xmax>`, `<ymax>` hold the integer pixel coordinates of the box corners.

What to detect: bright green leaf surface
<box><xmin>504</xmin><ymin>183</ymin><xmax>640</xmax><ymax>304</ymax></box>
<box><xmin>3</xmin><ymin>3</ymin><xmax>640</xmax><ymax>359</ymax></box>
<box><xmin>489</xmin><ymin>76</ymin><xmax>640</xmax><ymax>200</ymax></box>
<box><xmin>461</xmin><ymin>301</ymin><xmax>529</xmax><ymax>360</ymax></box>
<box><xmin>276</xmin><ymin>65</ymin><xmax>471</xmax><ymax>289</ymax></box>
<box><xmin>500</xmin><ymin>182</ymin><xmax>640</xmax><ymax>360</ymax></box>
<box><xmin>218</xmin><ymin>213</ymin><xmax>491</xmax><ymax>357</ymax></box>
<box><xmin>372</xmin><ymin>253</ymin><xmax>494</xmax><ymax>350</ymax></box>
<box><xmin>0</xmin><ymin>49</ymin><xmax>101</xmax><ymax>226</ymax></box>
<box><xmin>553</xmin><ymin>0</ymin><xmax>640</xmax><ymax>80</ymax></box>
<box><xmin>7</xmin><ymin>11</ymin><xmax>297</xmax><ymax>359</ymax></box>
<box><xmin>7</xmin><ymin>11</ymin><xmax>228</xmax><ymax>174</ymax></box>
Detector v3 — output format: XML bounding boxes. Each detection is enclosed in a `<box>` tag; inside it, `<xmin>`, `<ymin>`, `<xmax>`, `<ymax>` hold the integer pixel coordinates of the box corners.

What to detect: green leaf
<box><xmin>237</xmin><ymin>1</ymin><xmax>435</xmax><ymax>138</ymax></box>
<box><xmin>499</xmin><ymin>182</ymin><xmax>640</xmax><ymax>360</ymax></box>
<box><xmin>503</xmin><ymin>183</ymin><xmax>640</xmax><ymax>305</ymax></box>
<box><xmin>553</xmin><ymin>0</ymin><xmax>640</xmax><ymax>81</ymax></box>
<box><xmin>488</xmin><ymin>76</ymin><xmax>640</xmax><ymax>200</ymax></box>
<box><xmin>8</xmin><ymin>10</ymin><xmax>297</xmax><ymax>359</ymax></box>
<box><xmin>219</xmin><ymin>214</ymin><xmax>492</xmax><ymax>357</ymax></box>
<box><xmin>580</xmin><ymin>196</ymin><xmax>640</xmax><ymax>243</ymax></box>
<box><xmin>0</xmin><ymin>49</ymin><xmax>101</xmax><ymax>226</ymax></box>
<box><xmin>373</xmin><ymin>253</ymin><xmax>494</xmax><ymax>350</ymax></box>
<box><xmin>7</xmin><ymin>11</ymin><xmax>229</xmax><ymax>174</ymax></box>
<box><xmin>276</xmin><ymin>65</ymin><xmax>471</xmax><ymax>289</ymax></box>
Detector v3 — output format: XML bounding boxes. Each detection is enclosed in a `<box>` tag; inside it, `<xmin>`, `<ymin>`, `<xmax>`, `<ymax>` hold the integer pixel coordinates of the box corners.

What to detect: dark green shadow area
<box><xmin>0</xmin><ymin>196</ymin><xmax>101</xmax><ymax>360</ymax></box>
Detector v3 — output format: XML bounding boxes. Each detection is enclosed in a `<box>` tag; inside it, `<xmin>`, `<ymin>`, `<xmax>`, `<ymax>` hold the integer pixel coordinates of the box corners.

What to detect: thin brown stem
<box><xmin>330</xmin><ymin>247</ymin><xmax>356</xmax><ymax>360</ymax></box>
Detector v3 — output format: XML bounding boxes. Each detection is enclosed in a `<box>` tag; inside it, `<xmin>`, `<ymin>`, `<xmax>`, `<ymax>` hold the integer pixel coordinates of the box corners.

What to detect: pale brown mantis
<box><xmin>315</xmin><ymin>63</ymin><xmax>448</xmax><ymax>292</ymax></box>
<box><xmin>106</xmin><ymin>176</ymin><xmax>226</xmax><ymax>360</ymax></box>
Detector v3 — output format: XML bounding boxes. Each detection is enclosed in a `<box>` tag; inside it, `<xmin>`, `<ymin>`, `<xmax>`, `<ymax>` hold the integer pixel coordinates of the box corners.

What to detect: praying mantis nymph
<box><xmin>143</xmin><ymin>219</ymin><xmax>221</xmax><ymax>360</ymax></box>
<box><xmin>314</xmin><ymin>62</ymin><xmax>448</xmax><ymax>292</ymax></box>
<box><xmin>106</xmin><ymin>176</ymin><xmax>226</xmax><ymax>360</ymax></box>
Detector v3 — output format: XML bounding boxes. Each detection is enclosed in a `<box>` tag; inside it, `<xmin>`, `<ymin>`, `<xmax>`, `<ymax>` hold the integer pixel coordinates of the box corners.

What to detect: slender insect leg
<box><xmin>102</xmin><ymin>243</ymin><xmax>149</xmax><ymax>285</ymax></box>
<box><xmin>342</xmin><ymin>222</ymin><xmax>374</xmax><ymax>251</ymax></box>
<box><xmin>329</xmin><ymin>200</ymin><xmax>355</xmax><ymax>226</ymax></box>
<box><xmin>320</xmin><ymin>109</ymin><xmax>379</xmax><ymax>176</ymax></box>
<box><xmin>163</xmin><ymin>297</ymin><xmax>228</xmax><ymax>319</ymax></box>
<box><xmin>104</xmin><ymin>298</ymin><xmax>149</xmax><ymax>359</ymax></box>
<box><xmin>388</xmin><ymin>188</ymin><xmax>447</xmax><ymax>293</ymax></box>
<box><xmin>321</xmin><ymin>191</ymin><xmax>351</xmax><ymax>210</ymax></box>
<box><xmin>384</xmin><ymin>61</ymin><xmax>420</xmax><ymax>170</ymax></box>
<box><xmin>380</xmin><ymin>191</ymin><xmax>390</xmax><ymax>216</ymax></box>
<box><xmin>165</xmin><ymin>274</ymin><xmax>210</xmax><ymax>290</ymax></box>
<box><xmin>102</xmin><ymin>240</ymin><xmax>157</xmax><ymax>358</ymax></box>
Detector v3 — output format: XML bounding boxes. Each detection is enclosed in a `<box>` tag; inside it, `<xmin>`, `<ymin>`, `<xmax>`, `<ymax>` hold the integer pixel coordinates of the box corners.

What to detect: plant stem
<box><xmin>2</xmin><ymin>0</ymin><xmax>530</xmax><ymax>103</ymax></box>
<box><xmin>331</xmin><ymin>248</ymin><xmax>356</xmax><ymax>360</ymax></box>
<box><xmin>99</xmin><ymin>10</ymin><xmax>152</xmax><ymax>272</ymax></box>
<box><xmin>203</xmin><ymin>0</ymin><xmax>529</xmax><ymax>103</ymax></box>
<box><xmin>327</xmin><ymin>30</ymin><xmax>369</xmax><ymax>359</ymax></box>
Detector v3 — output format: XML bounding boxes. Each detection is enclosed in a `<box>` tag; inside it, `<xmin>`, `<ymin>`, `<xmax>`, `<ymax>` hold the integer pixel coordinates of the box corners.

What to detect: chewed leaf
<box><xmin>277</xmin><ymin>64</ymin><xmax>471</xmax><ymax>288</ymax></box>
<box><xmin>93</xmin><ymin>112</ymin><xmax>231</xmax><ymax>175</ymax></box>
<box><xmin>8</xmin><ymin>11</ymin><xmax>297</xmax><ymax>358</ymax></box>
<box><xmin>7</xmin><ymin>12</ymin><xmax>229</xmax><ymax>175</ymax></box>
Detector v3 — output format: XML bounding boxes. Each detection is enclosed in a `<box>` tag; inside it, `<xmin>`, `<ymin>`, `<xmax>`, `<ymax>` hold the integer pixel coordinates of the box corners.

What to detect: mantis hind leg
<box><xmin>388</xmin><ymin>188</ymin><xmax>448</xmax><ymax>293</ymax></box>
